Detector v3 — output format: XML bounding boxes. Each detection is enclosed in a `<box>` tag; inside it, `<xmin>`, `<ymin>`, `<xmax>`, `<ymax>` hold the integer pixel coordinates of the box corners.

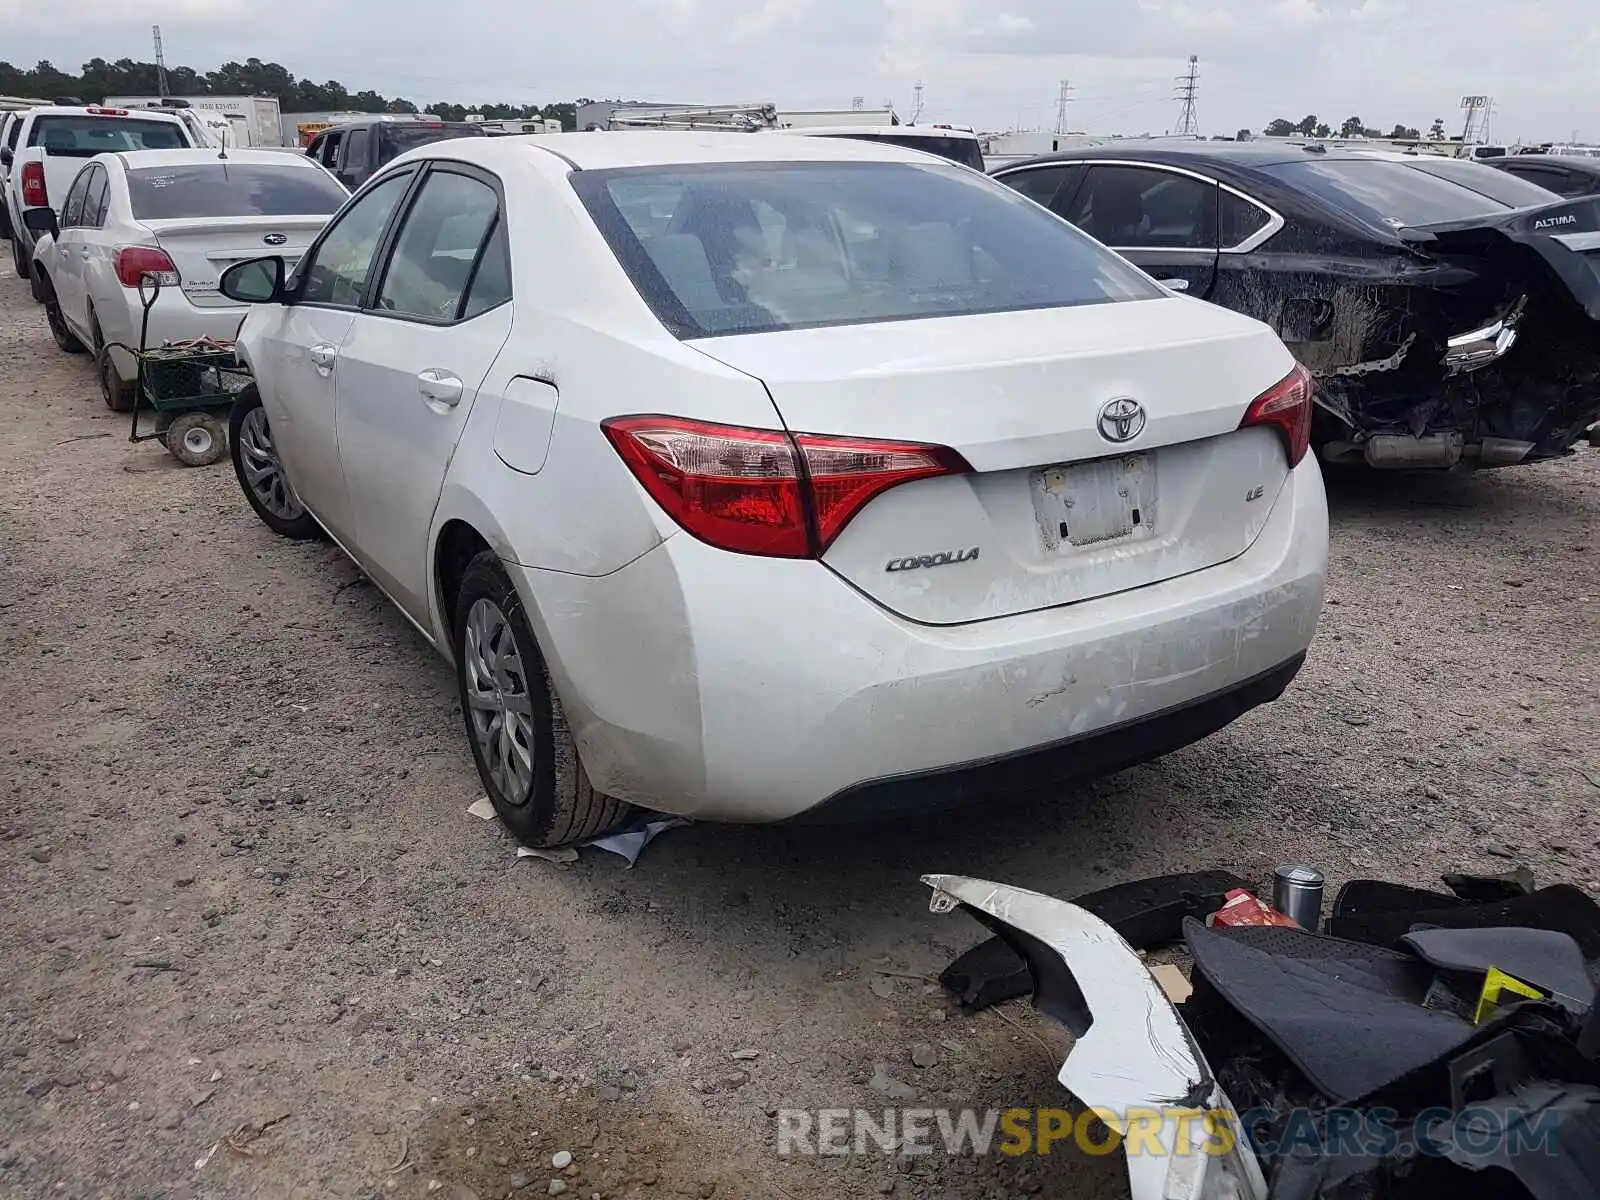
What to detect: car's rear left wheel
<box><xmin>454</xmin><ymin>551</ymin><xmax>633</xmax><ymax>848</ymax></box>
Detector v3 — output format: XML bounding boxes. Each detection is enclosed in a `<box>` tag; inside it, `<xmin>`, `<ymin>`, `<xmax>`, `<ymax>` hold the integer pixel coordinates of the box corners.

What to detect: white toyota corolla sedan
<box><xmin>218</xmin><ymin>132</ymin><xmax>1328</xmax><ymax>847</ymax></box>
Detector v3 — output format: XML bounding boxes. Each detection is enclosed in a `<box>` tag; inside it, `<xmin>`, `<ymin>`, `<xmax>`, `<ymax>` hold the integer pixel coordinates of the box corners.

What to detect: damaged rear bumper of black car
<box><xmin>1303</xmin><ymin>195</ymin><xmax>1600</xmax><ymax>469</ymax></box>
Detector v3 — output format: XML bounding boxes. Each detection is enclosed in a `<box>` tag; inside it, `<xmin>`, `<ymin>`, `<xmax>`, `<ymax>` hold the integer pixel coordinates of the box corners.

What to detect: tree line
<box><xmin>1255</xmin><ymin>115</ymin><xmax>1445</xmax><ymax>141</ymax></box>
<box><xmin>0</xmin><ymin>57</ymin><xmax>579</xmax><ymax>128</ymax></box>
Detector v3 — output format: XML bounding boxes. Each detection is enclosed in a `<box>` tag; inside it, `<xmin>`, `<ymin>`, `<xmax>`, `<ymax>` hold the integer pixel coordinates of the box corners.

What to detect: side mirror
<box><xmin>220</xmin><ymin>255</ymin><xmax>286</xmax><ymax>304</ymax></box>
<box><xmin>22</xmin><ymin>207</ymin><xmax>59</xmax><ymax>240</ymax></box>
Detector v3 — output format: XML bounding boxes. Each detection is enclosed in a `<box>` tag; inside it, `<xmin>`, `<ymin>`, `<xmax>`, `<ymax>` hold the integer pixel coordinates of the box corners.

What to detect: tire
<box><xmin>165</xmin><ymin>411</ymin><xmax>227</xmax><ymax>467</ymax></box>
<box><xmin>37</xmin><ymin>272</ymin><xmax>85</xmax><ymax>354</ymax></box>
<box><xmin>454</xmin><ymin>551</ymin><xmax>633</xmax><ymax>848</ymax></box>
<box><xmin>11</xmin><ymin>236</ymin><xmax>28</xmax><ymax>281</ymax></box>
<box><xmin>92</xmin><ymin>315</ymin><xmax>136</xmax><ymax>411</ymax></box>
<box><xmin>228</xmin><ymin>387</ymin><xmax>321</xmax><ymax>539</ymax></box>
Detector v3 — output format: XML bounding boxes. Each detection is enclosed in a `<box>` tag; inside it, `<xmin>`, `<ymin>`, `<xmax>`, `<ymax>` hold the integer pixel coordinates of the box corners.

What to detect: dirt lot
<box><xmin>1</xmin><ymin>256</ymin><xmax>1597</xmax><ymax>1200</ymax></box>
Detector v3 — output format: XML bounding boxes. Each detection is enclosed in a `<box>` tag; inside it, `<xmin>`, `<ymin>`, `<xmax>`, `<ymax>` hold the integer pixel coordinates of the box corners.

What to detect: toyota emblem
<box><xmin>263</xmin><ymin>233</ymin><xmax>288</xmax><ymax>246</ymax></box>
<box><xmin>1097</xmin><ymin>397</ymin><xmax>1146</xmax><ymax>444</ymax></box>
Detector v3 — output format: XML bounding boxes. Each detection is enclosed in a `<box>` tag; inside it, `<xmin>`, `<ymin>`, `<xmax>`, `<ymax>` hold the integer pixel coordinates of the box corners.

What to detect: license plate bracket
<box><xmin>1032</xmin><ymin>454</ymin><xmax>1157</xmax><ymax>551</ymax></box>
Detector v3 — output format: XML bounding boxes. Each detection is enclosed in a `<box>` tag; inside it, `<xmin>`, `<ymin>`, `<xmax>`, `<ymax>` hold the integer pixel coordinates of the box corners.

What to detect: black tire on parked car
<box><xmin>454</xmin><ymin>550</ymin><xmax>634</xmax><ymax>848</ymax></box>
<box><xmin>228</xmin><ymin>386</ymin><xmax>322</xmax><ymax>540</ymax></box>
<box><xmin>11</xmin><ymin>236</ymin><xmax>28</xmax><ymax>281</ymax></box>
<box><xmin>90</xmin><ymin>312</ymin><xmax>136</xmax><ymax>411</ymax></box>
<box><xmin>36</xmin><ymin>271</ymin><xmax>85</xmax><ymax>354</ymax></box>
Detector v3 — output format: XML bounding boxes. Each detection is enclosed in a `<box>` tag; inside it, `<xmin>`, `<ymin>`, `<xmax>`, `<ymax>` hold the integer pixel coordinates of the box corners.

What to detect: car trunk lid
<box><xmin>691</xmin><ymin>298</ymin><xmax>1299</xmax><ymax>625</ymax></box>
<box><xmin>141</xmin><ymin>215</ymin><xmax>325</xmax><ymax>307</ymax></box>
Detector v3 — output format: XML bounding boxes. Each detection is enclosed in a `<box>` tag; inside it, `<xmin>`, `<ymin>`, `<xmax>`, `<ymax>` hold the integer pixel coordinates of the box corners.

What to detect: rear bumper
<box><xmin>99</xmin><ymin>290</ymin><xmax>250</xmax><ymax>380</ymax></box>
<box><xmin>799</xmin><ymin>652</ymin><xmax>1304</xmax><ymax>824</ymax></box>
<box><xmin>510</xmin><ymin>453</ymin><xmax>1328</xmax><ymax>823</ymax></box>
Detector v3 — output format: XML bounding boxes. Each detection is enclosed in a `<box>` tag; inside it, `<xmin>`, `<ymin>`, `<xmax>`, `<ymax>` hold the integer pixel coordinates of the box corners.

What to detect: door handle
<box><xmin>308</xmin><ymin>343</ymin><xmax>337</xmax><ymax>371</ymax></box>
<box><xmin>417</xmin><ymin>369</ymin><xmax>464</xmax><ymax>408</ymax></box>
<box><xmin>1157</xmin><ymin>277</ymin><xmax>1190</xmax><ymax>292</ymax></box>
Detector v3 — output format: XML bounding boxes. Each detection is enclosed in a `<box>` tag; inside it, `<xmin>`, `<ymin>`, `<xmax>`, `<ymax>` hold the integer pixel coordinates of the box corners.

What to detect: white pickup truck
<box><xmin>3</xmin><ymin>105</ymin><xmax>197</xmax><ymax>281</ymax></box>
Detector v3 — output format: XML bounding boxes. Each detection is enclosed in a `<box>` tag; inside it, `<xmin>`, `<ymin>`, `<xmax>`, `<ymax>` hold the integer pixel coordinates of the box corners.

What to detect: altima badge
<box><xmin>1097</xmin><ymin>397</ymin><xmax>1146</xmax><ymax>444</ymax></box>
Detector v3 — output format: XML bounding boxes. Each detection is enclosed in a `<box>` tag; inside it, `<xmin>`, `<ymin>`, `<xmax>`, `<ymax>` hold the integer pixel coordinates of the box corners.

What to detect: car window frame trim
<box><xmin>994</xmin><ymin>157</ymin><xmax>1286</xmax><ymax>255</ymax></box>
<box><xmin>360</xmin><ymin>159</ymin><xmax>511</xmax><ymax>328</ymax></box>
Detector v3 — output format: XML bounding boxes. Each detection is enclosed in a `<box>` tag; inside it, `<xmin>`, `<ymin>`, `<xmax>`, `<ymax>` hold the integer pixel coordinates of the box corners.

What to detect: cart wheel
<box><xmin>166</xmin><ymin>412</ymin><xmax>227</xmax><ymax>467</ymax></box>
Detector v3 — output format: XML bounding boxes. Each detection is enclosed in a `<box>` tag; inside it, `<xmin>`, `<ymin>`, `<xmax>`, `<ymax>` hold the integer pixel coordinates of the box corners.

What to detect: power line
<box><xmin>1173</xmin><ymin>54</ymin><xmax>1199</xmax><ymax>136</ymax></box>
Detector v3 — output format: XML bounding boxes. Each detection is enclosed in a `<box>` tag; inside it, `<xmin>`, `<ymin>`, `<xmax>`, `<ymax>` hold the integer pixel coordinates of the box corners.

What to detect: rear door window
<box><xmin>126</xmin><ymin>164</ymin><xmax>348</xmax><ymax>220</ymax></box>
<box><xmin>344</xmin><ymin>129</ymin><xmax>370</xmax><ymax>172</ymax></box>
<box><xmin>28</xmin><ymin>115</ymin><xmax>189</xmax><ymax>155</ymax></box>
<box><xmin>1220</xmin><ymin>189</ymin><xmax>1273</xmax><ymax>248</ymax></box>
<box><xmin>1063</xmin><ymin>165</ymin><xmax>1218</xmax><ymax>249</ymax></box>
<box><xmin>372</xmin><ymin>169</ymin><xmax>502</xmax><ymax>321</ymax></box>
<box><xmin>59</xmin><ymin>170</ymin><xmax>92</xmax><ymax>227</ymax></box>
<box><xmin>82</xmin><ymin>165</ymin><xmax>109</xmax><ymax>227</ymax></box>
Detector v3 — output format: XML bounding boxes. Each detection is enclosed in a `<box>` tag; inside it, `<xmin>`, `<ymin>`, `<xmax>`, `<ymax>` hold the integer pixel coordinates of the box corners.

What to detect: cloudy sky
<box><xmin>4</xmin><ymin>0</ymin><xmax>1599</xmax><ymax>142</ymax></box>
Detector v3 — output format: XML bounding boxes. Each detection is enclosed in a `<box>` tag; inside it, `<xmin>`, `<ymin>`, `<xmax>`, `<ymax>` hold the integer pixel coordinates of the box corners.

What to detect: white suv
<box><xmin>4</xmin><ymin>105</ymin><xmax>194</xmax><ymax>279</ymax></box>
<box><xmin>218</xmin><ymin>133</ymin><xmax>1328</xmax><ymax>846</ymax></box>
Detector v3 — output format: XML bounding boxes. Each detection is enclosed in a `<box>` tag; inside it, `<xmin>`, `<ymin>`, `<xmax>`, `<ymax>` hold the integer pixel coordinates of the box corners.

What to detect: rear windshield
<box><xmin>572</xmin><ymin>161</ymin><xmax>1162</xmax><ymax>339</ymax></box>
<box><xmin>818</xmin><ymin>132</ymin><xmax>986</xmax><ymax>171</ymax></box>
<box><xmin>1261</xmin><ymin>158</ymin><xmax>1513</xmax><ymax>228</ymax></box>
<box><xmin>29</xmin><ymin>115</ymin><xmax>189</xmax><ymax>156</ymax></box>
<box><xmin>127</xmin><ymin>164</ymin><xmax>349</xmax><ymax>220</ymax></box>
<box><xmin>381</xmin><ymin>124</ymin><xmax>488</xmax><ymax>152</ymax></box>
<box><xmin>1399</xmin><ymin>157</ymin><xmax>1562</xmax><ymax>208</ymax></box>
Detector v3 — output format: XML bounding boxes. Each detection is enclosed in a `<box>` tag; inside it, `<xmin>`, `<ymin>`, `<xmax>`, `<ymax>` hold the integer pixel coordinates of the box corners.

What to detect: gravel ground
<box><xmin>1</xmin><ymin>257</ymin><xmax>1597</xmax><ymax>1200</ymax></box>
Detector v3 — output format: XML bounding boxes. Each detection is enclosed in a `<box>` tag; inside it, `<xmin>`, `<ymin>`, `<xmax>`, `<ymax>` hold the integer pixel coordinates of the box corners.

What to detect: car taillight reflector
<box><xmin>602</xmin><ymin>415</ymin><xmax>970</xmax><ymax>558</ymax></box>
<box><xmin>114</xmin><ymin>247</ymin><xmax>180</xmax><ymax>288</ymax></box>
<box><xmin>20</xmin><ymin>162</ymin><xmax>46</xmax><ymax>208</ymax></box>
<box><xmin>1240</xmin><ymin>363</ymin><xmax>1314</xmax><ymax>467</ymax></box>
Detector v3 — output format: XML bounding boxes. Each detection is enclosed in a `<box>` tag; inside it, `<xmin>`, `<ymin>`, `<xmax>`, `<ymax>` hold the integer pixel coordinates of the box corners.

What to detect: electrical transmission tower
<box><xmin>1174</xmin><ymin>55</ymin><xmax>1199</xmax><ymax>136</ymax></box>
<box><xmin>152</xmin><ymin>25</ymin><xmax>170</xmax><ymax>98</ymax></box>
<box><xmin>1054</xmin><ymin>79</ymin><xmax>1074</xmax><ymax>135</ymax></box>
<box><xmin>911</xmin><ymin>80</ymin><xmax>925</xmax><ymax>123</ymax></box>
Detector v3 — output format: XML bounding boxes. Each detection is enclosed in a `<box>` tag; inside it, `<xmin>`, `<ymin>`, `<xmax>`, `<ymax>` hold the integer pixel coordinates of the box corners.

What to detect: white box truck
<box><xmin>104</xmin><ymin>95</ymin><xmax>284</xmax><ymax>147</ymax></box>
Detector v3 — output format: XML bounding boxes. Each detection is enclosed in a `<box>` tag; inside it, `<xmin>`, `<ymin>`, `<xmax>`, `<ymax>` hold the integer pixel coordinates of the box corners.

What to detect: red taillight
<box><xmin>20</xmin><ymin>162</ymin><xmax>46</xmax><ymax>208</ymax></box>
<box><xmin>114</xmin><ymin>247</ymin><xmax>180</xmax><ymax>288</ymax></box>
<box><xmin>602</xmin><ymin>415</ymin><xmax>970</xmax><ymax>558</ymax></box>
<box><xmin>1240</xmin><ymin>363</ymin><xmax>1314</xmax><ymax>467</ymax></box>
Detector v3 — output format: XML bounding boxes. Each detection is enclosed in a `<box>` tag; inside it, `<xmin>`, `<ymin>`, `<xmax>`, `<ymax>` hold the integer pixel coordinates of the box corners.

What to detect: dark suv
<box><xmin>305</xmin><ymin>119</ymin><xmax>487</xmax><ymax>190</ymax></box>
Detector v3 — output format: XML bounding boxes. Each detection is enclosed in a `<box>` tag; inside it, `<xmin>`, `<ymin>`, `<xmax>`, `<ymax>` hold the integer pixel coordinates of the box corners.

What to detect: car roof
<box><xmin>24</xmin><ymin>105</ymin><xmax>185</xmax><ymax>121</ymax></box>
<box><xmin>404</xmin><ymin>130</ymin><xmax>952</xmax><ymax>172</ymax></box>
<box><xmin>113</xmin><ymin>148</ymin><xmax>323</xmax><ymax>169</ymax></box>
<box><xmin>781</xmin><ymin>125</ymin><xmax>980</xmax><ymax>141</ymax></box>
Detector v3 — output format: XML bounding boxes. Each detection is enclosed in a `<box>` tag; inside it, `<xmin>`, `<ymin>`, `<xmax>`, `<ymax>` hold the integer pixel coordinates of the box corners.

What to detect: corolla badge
<box><xmin>1097</xmin><ymin>397</ymin><xmax>1147</xmax><ymax>444</ymax></box>
<box><xmin>263</xmin><ymin>232</ymin><xmax>289</xmax><ymax>245</ymax></box>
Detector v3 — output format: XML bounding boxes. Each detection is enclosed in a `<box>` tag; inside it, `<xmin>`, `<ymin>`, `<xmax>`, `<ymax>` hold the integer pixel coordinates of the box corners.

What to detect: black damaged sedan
<box><xmin>992</xmin><ymin>144</ymin><xmax>1600</xmax><ymax>469</ymax></box>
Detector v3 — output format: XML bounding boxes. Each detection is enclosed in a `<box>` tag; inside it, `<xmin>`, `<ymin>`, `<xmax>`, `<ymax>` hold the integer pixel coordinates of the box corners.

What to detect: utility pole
<box><xmin>1054</xmin><ymin>78</ymin><xmax>1074</xmax><ymax>135</ymax></box>
<box><xmin>152</xmin><ymin>25</ymin><xmax>170</xmax><ymax>98</ymax></box>
<box><xmin>911</xmin><ymin>80</ymin><xmax>924</xmax><ymax>124</ymax></box>
<box><xmin>1173</xmin><ymin>55</ymin><xmax>1199</xmax><ymax>136</ymax></box>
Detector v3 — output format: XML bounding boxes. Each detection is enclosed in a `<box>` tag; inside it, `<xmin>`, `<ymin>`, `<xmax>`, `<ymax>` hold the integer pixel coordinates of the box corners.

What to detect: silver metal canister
<box><xmin>1273</xmin><ymin>865</ymin><xmax>1325</xmax><ymax>930</ymax></box>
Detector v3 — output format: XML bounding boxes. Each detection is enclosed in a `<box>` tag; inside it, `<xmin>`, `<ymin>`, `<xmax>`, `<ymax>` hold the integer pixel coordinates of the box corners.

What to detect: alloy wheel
<box><xmin>237</xmin><ymin>405</ymin><xmax>305</xmax><ymax>521</ymax></box>
<box><xmin>462</xmin><ymin>597</ymin><xmax>536</xmax><ymax>802</ymax></box>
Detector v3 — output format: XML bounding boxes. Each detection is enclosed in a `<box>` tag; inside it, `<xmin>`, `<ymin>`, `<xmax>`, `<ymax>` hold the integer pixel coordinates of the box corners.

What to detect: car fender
<box><xmin>922</xmin><ymin>874</ymin><xmax>1268</xmax><ymax>1200</ymax></box>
